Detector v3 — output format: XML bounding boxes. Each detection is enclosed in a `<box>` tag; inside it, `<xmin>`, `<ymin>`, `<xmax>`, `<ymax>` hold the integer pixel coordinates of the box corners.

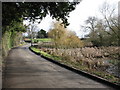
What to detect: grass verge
<box><xmin>30</xmin><ymin>47</ymin><xmax>61</xmax><ymax>60</ymax></box>
<box><xmin>25</xmin><ymin>38</ymin><xmax>52</xmax><ymax>43</ymax></box>
<box><xmin>30</xmin><ymin>46</ymin><xmax>120</xmax><ymax>85</ymax></box>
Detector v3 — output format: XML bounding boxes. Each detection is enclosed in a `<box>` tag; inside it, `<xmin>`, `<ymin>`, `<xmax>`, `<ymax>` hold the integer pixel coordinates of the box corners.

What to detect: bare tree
<box><xmin>27</xmin><ymin>22</ymin><xmax>38</xmax><ymax>46</ymax></box>
<box><xmin>99</xmin><ymin>2</ymin><xmax>120</xmax><ymax>46</ymax></box>
<box><xmin>83</xmin><ymin>16</ymin><xmax>98</xmax><ymax>39</ymax></box>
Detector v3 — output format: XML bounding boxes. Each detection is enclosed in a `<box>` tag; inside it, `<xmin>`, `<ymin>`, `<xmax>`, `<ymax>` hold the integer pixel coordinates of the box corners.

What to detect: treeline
<box><xmin>83</xmin><ymin>2</ymin><xmax>120</xmax><ymax>47</ymax></box>
<box><xmin>25</xmin><ymin>29</ymin><xmax>48</xmax><ymax>39</ymax></box>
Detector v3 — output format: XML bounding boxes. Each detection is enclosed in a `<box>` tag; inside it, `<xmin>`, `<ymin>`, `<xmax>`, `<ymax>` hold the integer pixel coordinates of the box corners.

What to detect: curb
<box><xmin>29</xmin><ymin>47</ymin><xmax>120</xmax><ymax>89</ymax></box>
<box><xmin>29</xmin><ymin>47</ymin><xmax>40</xmax><ymax>55</ymax></box>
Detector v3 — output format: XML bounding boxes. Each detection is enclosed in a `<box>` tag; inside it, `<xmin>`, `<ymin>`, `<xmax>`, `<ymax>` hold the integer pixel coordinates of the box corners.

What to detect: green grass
<box><xmin>30</xmin><ymin>46</ymin><xmax>61</xmax><ymax>60</ymax></box>
<box><xmin>30</xmin><ymin>47</ymin><xmax>41</xmax><ymax>53</ymax></box>
<box><xmin>35</xmin><ymin>38</ymin><xmax>52</xmax><ymax>42</ymax></box>
<box><xmin>25</xmin><ymin>38</ymin><xmax>52</xmax><ymax>43</ymax></box>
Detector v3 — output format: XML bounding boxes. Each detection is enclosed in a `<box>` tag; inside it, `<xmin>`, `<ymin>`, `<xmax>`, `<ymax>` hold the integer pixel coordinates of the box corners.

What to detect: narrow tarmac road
<box><xmin>3</xmin><ymin>45</ymin><xmax>114</xmax><ymax>89</ymax></box>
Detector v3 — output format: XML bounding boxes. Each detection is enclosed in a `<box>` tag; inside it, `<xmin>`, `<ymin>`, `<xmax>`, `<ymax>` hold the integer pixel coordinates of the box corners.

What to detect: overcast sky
<box><xmin>23</xmin><ymin>0</ymin><xmax>120</xmax><ymax>38</ymax></box>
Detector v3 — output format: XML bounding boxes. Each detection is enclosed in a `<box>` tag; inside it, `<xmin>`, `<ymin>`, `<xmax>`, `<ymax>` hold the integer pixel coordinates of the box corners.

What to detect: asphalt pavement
<box><xmin>3</xmin><ymin>45</ymin><xmax>115</xmax><ymax>89</ymax></box>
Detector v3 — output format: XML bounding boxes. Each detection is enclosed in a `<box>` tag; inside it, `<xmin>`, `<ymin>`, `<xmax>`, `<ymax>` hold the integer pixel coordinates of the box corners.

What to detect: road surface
<box><xmin>3</xmin><ymin>45</ymin><xmax>114</xmax><ymax>88</ymax></box>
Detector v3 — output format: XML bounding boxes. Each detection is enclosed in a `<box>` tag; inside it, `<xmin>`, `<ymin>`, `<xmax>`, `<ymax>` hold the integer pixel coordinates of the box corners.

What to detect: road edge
<box><xmin>29</xmin><ymin>47</ymin><xmax>120</xmax><ymax>89</ymax></box>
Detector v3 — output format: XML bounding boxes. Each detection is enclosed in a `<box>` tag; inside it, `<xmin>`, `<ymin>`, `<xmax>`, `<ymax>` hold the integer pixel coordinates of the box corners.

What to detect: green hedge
<box><xmin>2</xmin><ymin>30</ymin><xmax>23</xmax><ymax>58</ymax></box>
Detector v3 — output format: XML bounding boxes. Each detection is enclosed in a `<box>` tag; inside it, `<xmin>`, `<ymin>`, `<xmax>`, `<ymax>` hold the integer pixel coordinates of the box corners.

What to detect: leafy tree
<box><xmin>48</xmin><ymin>21</ymin><xmax>83</xmax><ymax>48</ymax></box>
<box><xmin>48</xmin><ymin>22</ymin><xmax>67</xmax><ymax>47</ymax></box>
<box><xmin>2</xmin><ymin>2</ymin><xmax>80</xmax><ymax>31</ymax></box>
<box><xmin>37</xmin><ymin>29</ymin><xmax>47</xmax><ymax>38</ymax></box>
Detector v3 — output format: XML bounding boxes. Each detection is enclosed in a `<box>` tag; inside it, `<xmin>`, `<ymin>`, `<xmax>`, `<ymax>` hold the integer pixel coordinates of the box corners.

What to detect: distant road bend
<box><xmin>3</xmin><ymin>45</ymin><xmax>114</xmax><ymax>89</ymax></box>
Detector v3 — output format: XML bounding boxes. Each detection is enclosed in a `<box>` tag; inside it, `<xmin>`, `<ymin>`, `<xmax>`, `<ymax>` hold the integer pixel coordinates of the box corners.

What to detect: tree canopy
<box><xmin>37</xmin><ymin>29</ymin><xmax>48</xmax><ymax>38</ymax></box>
<box><xmin>2</xmin><ymin>2</ymin><xmax>80</xmax><ymax>29</ymax></box>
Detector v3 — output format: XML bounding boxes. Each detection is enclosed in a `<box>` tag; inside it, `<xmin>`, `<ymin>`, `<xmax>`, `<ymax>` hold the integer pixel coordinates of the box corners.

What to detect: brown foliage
<box><xmin>48</xmin><ymin>21</ymin><xmax>84</xmax><ymax>48</ymax></box>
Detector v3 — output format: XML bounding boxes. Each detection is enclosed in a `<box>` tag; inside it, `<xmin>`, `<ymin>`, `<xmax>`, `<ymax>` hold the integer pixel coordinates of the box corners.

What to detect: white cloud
<box><xmin>36</xmin><ymin>15</ymin><xmax>55</xmax><ymax>32</ymax></box>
